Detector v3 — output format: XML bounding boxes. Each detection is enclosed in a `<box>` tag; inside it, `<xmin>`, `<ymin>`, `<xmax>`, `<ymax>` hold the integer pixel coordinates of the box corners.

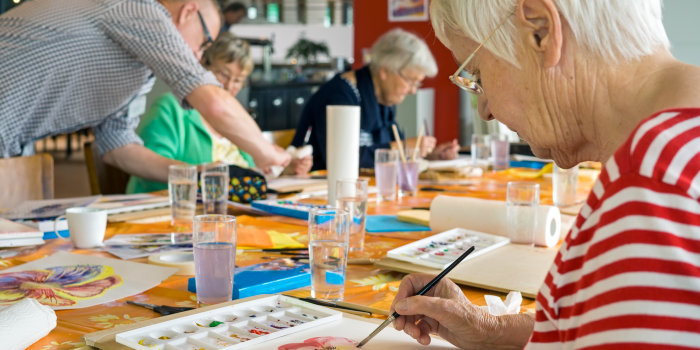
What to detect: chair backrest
<box><xmin>84</xmin><ymin>142</ymin><xmax>130</xmax><ymax>195</ymax></box>
<box><xmin>262</xmin><ymin>129</ymin><xmax>296</xmax><ymax>149</ymax></box>
<box><xmin>0</xmin><ymin>153</ymin><xmax>54</xmax><ymax>210</ymax></box>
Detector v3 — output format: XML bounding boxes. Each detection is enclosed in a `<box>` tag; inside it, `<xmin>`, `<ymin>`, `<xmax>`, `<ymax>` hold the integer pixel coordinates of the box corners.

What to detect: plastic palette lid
<box><xmin>386</xmin><ymin>228</ymin><xmax>510</xmax><ymax>269</ymax></box>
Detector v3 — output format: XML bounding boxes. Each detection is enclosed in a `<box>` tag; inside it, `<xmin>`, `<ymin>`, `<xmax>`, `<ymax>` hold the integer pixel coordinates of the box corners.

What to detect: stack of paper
<box><xmin>0</xmin><ymin>218</ymin><xmax>44</xmax><ymax>247</ymax></box>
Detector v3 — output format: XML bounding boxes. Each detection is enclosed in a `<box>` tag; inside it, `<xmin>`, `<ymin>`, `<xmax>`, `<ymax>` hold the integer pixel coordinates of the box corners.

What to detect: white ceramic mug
<box><xmin>54</xmin><ymin>207</ymin><xmax>107</xmax><ymax>248</ymax></box>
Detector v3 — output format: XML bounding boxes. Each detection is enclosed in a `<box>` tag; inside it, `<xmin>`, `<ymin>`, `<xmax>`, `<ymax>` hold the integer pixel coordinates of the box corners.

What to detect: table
<box><xmin>1</xmin><ymin>167</ymin><xmax>597</xmax><ymax>350</ymax></box>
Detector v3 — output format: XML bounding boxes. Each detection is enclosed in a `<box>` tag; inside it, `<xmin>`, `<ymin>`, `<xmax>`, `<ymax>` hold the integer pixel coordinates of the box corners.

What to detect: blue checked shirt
<box><xmin>0</xmin><ymin>0</ymin><xmax>220</xmax><ymax>157</ymax></box>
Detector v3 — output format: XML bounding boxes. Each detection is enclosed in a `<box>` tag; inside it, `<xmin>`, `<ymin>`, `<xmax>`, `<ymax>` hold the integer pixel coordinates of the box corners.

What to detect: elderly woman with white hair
<box><xmin>390</xmin><ymin>0</ymin><xmax>700</xmax><ymax>348</ymax></box>
<box><xmin>291</xmin><ymin>28</ymin><xmax>460</xmax><ymax>170</ymax></box>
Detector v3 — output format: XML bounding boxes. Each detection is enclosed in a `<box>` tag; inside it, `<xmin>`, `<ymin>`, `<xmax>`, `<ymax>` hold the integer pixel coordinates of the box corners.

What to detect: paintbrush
<box><xmin>356</xmin><ymin>246</ymin><xmax>476</xmax><ymax>348</ymax></box>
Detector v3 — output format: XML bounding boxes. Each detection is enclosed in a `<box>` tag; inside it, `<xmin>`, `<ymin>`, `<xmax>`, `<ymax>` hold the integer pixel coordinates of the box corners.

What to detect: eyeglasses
<box><xmin>197</xmin><ymin>10</ymin><xmax>214</xmax><ymax>50</ymax></box>
<box><xmin>398</xmin><ymin>71</ymin><xmax>423</xmax><ymax>90</ymax></box>
<box><xmin>449</xmin><ymin>12</ymin><xmax>514</xmax><ymax>95</ymax></box>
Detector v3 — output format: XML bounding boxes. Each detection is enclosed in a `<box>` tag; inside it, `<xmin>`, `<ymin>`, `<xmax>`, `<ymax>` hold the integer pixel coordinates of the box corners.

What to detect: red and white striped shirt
<box><xmin>528</xmin><ymin>109</ymin><xmax>700</xmax><ymax>349</ymax></box>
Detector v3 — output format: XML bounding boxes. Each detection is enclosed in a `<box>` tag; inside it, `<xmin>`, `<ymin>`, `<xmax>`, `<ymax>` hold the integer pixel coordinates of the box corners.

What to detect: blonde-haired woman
<box><xmin>128</xmin><ymin>33</ymin><xmax>311</xmax><ymax>193</ymax></box>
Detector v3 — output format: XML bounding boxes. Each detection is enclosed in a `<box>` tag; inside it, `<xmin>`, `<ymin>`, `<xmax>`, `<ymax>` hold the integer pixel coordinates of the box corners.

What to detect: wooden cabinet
<box><xmin>247</xmin><ymin>82</ymin><xmax>319</xmax><ymax>131</ymax></box>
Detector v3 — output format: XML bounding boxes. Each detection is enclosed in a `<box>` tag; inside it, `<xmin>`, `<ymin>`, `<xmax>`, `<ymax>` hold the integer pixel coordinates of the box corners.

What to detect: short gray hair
<box><xmin>202</xmin><ymin>32</ymin><xmax>254</xmax><ymax>72</ymax></box>
<box><xmin>369</xmin><ymin>28</ymin><xmax>438</xmax><ymax>77</ymax></box>
<box><xmin>430</xmin><ymin>0</ymin><xmax>670</xmax><ymax>66</ymax></box>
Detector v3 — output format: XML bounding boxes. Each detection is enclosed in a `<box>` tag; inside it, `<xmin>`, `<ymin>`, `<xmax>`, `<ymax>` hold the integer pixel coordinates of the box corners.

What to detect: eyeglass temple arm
<box><xmin>453</xmin><ymin>11</ymin><xmax>514</xmax><ymax>77</ymax></box>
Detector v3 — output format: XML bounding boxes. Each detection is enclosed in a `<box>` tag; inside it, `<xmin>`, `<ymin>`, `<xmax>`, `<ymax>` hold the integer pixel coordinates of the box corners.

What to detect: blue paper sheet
<box><xmin>365</xmin><ymin>215</ymin><xmax>430</xmax><ymax>233</ymax></box>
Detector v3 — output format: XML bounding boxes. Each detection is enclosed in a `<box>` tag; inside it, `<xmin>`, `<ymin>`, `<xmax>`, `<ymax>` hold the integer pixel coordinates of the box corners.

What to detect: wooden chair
<box><xmin>0</xmin><ymin>154</ymin><xmax>54</xmax><ymax>210</ymax></box>
<box><xmin>262</xmin><ymin>129</ymin><xmax>297</xmax><ymax>149</ymax></box>
<box><xmin>84</xmin><ymin>142</ymin><xmax>130</xmax><ymax>195</ymax></box>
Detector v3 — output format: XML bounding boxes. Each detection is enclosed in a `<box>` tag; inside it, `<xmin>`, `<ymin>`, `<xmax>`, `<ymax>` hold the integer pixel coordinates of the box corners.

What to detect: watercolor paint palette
<box><xmin>386</xmin><ymin>228</ymin><xmax>510</xmax><ymax>269</ymax></box>
<box><xmin>115</xmin><ymin>295</ymin><xmax>342</xmax><ymax>350</ymax></box>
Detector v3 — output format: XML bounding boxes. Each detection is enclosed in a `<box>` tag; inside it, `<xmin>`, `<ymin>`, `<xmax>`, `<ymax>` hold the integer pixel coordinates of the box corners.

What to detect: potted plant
<box><xmin>286</xmin><ymin>37</ymin><xmax>329</xmax><ymax>65</ymax></box>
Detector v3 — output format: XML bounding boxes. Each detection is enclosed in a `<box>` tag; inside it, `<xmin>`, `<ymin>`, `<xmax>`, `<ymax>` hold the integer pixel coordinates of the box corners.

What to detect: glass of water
<box><xmin>506</xmin><ymin>181</ymin><xmax>540</xmax><ymax>246</ymax></box>
<box><xmin>471</xmin><ymin>134</ymin><xmax>491</xmax><ymax>171</ymax></box>
<box><xmin>168</xmin><ymin>164</ymin><xmax>197</xmax><ymax>226</ymax></box>
<box><xmin>201</xmin><ymin>164</ymin><xmax>229</xmax><ymax>215</ymax></box>
<box><xmin>374</xmin><ymin>149</ymin><xmax>398</xmax><ymax>202</ymax></box>
<box><xmin>308</xmin><ymin>208</ymin><xmax>350</xmax><ymax>301</ymax></box>
<box><xmin>553</xmin><ymin>164</ymin><xmax>579</xmax><ymax>207</ymax></box>
<box><xmin>491</xmin><ymin>135</ymin><xmax>510</xmax><ymax>171</ymax></box>
<box><xmin>336</xmin><ymin>178</ymin><xmax>368</xmax><ymax>252</ymax></box>
<box><xmin>193</xmin><ymin>214</ymin><xmax>236</xmax><ymax>307</ymax></box>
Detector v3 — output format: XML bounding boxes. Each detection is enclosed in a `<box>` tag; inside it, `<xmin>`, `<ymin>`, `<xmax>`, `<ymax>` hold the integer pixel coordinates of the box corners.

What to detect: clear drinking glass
<box><xmin>201</xmin><ymin>164</ymin><xmax>229</xmax><ymax>215</ymax></box>
<box><xmin>398</xmin><ymin>160</ymin><xmax>419</xmax><ymax>197</ymax></box>
<box><xmin>553</xmin><ymin>164</ymin><xmax>579</xmax><ymax>207</ymax></box>
<box><xmin>374</xmin><ymin>149</ymin><xmax>398</xmax><ymax>202</ymax></box>
<box><xmin>491</xmin><ymin>135</ymin><xmax>510</xmax><ymax>171</ymax></box>
<box><xmin>308</xmin><ymin>208</ymin><xmax>350</xmax><ymax>301</ymax></box>
<box><xmin>471</xmin><ymin>134</ymin><xmax>491</xmax><ymax>171</ymax></box>
<box><xmin>506</xmin><ymin>182</ymin><xmax>540</xmax><ymax>246</ymax></box>
<box><xmin>336</xmin><ymin>178</ymin><xmax>368</xmax><ymax>252</ymax></box>
<box><xmin>168</xmin><ymin>164</ymin><xmax>197</xmax><ymax>226</ymax></box>
<box><xmin>193</xmin><ymin>214</ymin><xmax>237</xmax><ymax>306</ymax></box>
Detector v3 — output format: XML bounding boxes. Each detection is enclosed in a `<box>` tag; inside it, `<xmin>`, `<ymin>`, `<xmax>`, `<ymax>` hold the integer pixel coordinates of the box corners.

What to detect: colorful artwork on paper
<box><xmin>279</xmin><ymin>337</ymin><xmax>359</xmax><ymax>350</ymax></box>
<box><xmin>0</xmin><ymin>251</ymin><xmax>175</xmax><ymax>309</ymax></box>
<box><xmin>388</xmin><ymin>0</ymin><xmax>428</xmax><ymax>22</ymax></box>
<box><xmin>0</xmin><ymin>264</ymin><xmax>122</xmax><ymax>307</ymax></box>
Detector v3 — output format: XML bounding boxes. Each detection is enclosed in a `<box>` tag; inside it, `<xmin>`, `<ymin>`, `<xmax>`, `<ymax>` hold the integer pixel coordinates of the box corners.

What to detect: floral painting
<box><xmin>279</xmin><ymin>337</ymin><xmax>359</xmax><ymax>350</ymax></box>
<box><xmin>0</xmin><ymin>252</ymin><xmax>176</xmax><ymax>309</ymax></box>
<box><xmin>0</xmin><ymin>264</ymin><xmax>122</xmax><ymax>307</ymax></box>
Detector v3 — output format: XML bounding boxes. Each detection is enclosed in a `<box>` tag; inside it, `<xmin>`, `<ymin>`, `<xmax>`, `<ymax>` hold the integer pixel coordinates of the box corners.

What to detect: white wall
<box><xmin>663</xmin><ymin>0</ymin><xmax>700</xmax><ymax>65</ymax></box>
<box><xmin>230</xmin><ymin>24</ymin><xmax>353</xmax><ymax>63</ymax></box>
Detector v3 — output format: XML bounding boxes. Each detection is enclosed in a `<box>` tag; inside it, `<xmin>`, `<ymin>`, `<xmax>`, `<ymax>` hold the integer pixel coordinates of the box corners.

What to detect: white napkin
<box><xmin>481</xmin><ymin>291</ymin><xmax>523</xmax><ymax>316</ymax></box>
<box><xmin>0</xmin><ymin>298</ymin><xmax>57</xmax><ymax>350</ymax></box>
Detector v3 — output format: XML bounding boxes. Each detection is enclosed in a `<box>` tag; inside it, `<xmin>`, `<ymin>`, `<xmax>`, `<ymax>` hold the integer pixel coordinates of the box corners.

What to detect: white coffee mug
<box><xmin>54</xmin><ymin>207</ymin><xmax>107</xmax><ymax>248</ymax></box>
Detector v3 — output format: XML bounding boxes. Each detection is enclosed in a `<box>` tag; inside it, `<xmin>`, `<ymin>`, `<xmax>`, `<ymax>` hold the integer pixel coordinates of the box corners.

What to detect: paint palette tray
<box><xmin>386</xmin><ymin>228</ymin><xmax>510</xmax><ymax>269</ymax></box>
<box><xmin>115</xmin><ymin>295</ymin><xmax>342</xmax><ymax>350</ymax></box>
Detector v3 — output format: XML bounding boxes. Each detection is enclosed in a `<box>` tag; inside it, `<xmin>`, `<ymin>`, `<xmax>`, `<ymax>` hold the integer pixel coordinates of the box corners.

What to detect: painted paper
<box><xmin>0</xmin><ymin>251</ymin><xmax>175</xmax><ymax>309</ymax></box>
<box><xmin>388</xmin><ymin>0</ymin><xmax>428</xmax><ymax>22</ymax></box>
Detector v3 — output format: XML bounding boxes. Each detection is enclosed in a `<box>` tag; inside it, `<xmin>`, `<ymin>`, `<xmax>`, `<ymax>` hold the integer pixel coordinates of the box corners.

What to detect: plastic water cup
<box><xmin>506</xmin><ymin>182</ymin><xmax>540</xmax><ymax>246</ymax></box>
<box><xmin>491</xmin><ymin>135</ymin><xmax>510</xmax><ymax>171</ymax></box>
<box><xmin>168</xmin><ymin>165</ymin><xmax>197</xmax><ymax>226</ymax></box>
<box><xmin>374</xmin><ymin>149</ymin><xmax>398</xmax><ymax>202</ymax></box>
<box><xmin>308</xmin><ymin>208</ymin><xmax>350</xmax><ymax>301</ymax></box>
<box><xmin>201</xmin><ymin>164</ymin><xmax>229</xmax><ymax>215</ymax></box>
<box><xmin>553</xmin><ymin>164</ymin><xmax>579</xmax><ymax>207</ymax></box>
<box><xmin>398</xmin><ymin>160</ymin><xmax>419</xmax><ymax>197</ymax></box>
<box><xmin>471</xmin><ymin>134</ymin><xmax>491</xmax><ymax>171</ymax></box>
<box><xmin>193</xmin><ymin>214</ymin><xmax>236</xmax><ymax>306</ymax></box>
<box><xmin>336</xmin><ymin>178</ymin><xmax>368</xmax><ymax>252</ymax></box>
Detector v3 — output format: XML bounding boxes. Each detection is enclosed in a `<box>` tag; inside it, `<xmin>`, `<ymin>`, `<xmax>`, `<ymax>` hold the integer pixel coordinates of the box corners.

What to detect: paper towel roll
<box><xmin>0</xmin><ymin>298</ymin><xmax>57</xmax><ymax>350</ymax></box>
<box><xmin>326</xmin><ymin>105</ymin><xmax>360</xmax><ymax>205</ymax></box>
<box><xmin>429</xmin><ymin>196</ymin><xmax>561</xmax><ymax>247</ymax></box>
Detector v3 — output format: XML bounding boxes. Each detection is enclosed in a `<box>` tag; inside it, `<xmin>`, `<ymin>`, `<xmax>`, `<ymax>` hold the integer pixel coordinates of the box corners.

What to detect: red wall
<box><xmin>353</xmin><ymin>0</ymin><xmax>459</xmax><ymax>142</ymax></box>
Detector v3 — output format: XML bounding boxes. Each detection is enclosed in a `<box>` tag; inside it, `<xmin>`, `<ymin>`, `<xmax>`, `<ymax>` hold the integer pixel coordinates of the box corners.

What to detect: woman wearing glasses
<box><xmin>290</xmin><ymin>28</ymin><xmax>460</xmax><ymax>170</ymax></box>
<box><xmin>127</xmin><ymin>33</ymin><xmax>312</xmax><ymax>194</ymax></box>
<box><xmin>391</xmin><ymin>0</ymin><xmax>700</xmax><ymax>348</ymax></box>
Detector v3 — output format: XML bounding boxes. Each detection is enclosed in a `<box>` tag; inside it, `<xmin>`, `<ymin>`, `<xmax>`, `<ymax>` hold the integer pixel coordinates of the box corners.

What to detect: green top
<box><xmin>126</xmin><ymin>93</ymin><xmax>255</xmax><ymax>193</ymax></box>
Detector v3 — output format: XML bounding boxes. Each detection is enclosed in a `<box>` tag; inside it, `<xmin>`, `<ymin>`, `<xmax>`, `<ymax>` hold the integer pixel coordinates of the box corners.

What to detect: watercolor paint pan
<box><xmin>386</xmin><ymin>228</ymin><xmax>510</xmax><ymax>269</ymax></box>
<box><xmin>116</xmin><ymin>295</ymin><xmax>342</xmax><ymax>350</ymax></box>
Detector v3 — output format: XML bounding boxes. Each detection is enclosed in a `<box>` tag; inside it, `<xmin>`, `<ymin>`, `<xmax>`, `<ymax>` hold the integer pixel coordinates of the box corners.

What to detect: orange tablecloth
<box><xmin>0</xmin><ymin>167</ymin><xmax>597</xmax><ymax>350</ymax></box>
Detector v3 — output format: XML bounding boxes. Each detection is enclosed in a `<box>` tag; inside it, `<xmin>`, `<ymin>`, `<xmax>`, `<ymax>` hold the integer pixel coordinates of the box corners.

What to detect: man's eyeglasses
<box><xmin>449</xmin><ymin>12</ymin><xmax>514</xmax><ymax>95</ymax></box>
<box><xmin>197</xmin><ymin>10</ymin><xmax>214</xmax><ymax>50</ymax></box>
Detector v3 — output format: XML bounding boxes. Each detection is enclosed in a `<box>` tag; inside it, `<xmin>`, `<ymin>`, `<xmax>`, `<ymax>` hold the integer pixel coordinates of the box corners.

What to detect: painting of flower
<box><xmin>278</xmin><ymin>337</ymin><xmax>359</xmax><ymax>350</ymax></box>
<box><xmin>0</xmin><ymin>264</ymin><xmax>123</xmax><ymax>307</ymax></box>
